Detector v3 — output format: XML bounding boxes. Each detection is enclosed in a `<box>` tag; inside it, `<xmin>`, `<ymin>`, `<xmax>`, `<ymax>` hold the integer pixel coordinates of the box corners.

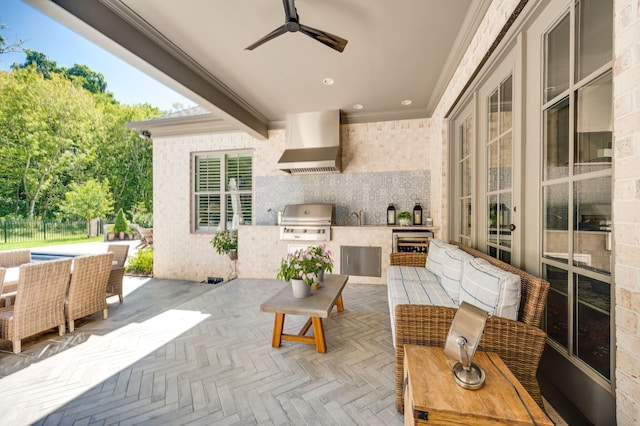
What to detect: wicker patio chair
<box><xmin>0</xmin><ymin>249</ymin><xmax>31</xmax><ymax>268</ymax></box>
<box><xmin>106</xmin><ymin>244</ymin><xmax>129</xmax><ymax>303</ymax></box>
<box><xmin>65</xmin><ymin>253</ymin><xmax>113</xmax><ymax>332</ymax></box>
<box><xmin>394</xmin><ymin>304</ymin><xmax>547</xmax><ymax>412</ymax></box>
<box><xmin>0</xmin><ymin>268</ymin><xmax>5</xmax><ymax>307</ymax></box>
<box><xmin>0</xmin><ymin>258</ymin><xmax>72</xmax><ymax>354</ymax></box>
<box><xmin>0</xmin><ymin>249</ymin><xmax>31</xmax><ymax>297</ymax></box>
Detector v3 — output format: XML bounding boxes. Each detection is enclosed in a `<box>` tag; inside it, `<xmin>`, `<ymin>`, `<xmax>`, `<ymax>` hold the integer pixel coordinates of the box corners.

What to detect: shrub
<box><xmin>126</xmin><ymin>247</ymin><xmax>153</xmax><ymax>275</ymax></box>
<box><xmin>114</xmin><ymin>208</ymin><xmax>129</xmax><ymax>234</ymax></box>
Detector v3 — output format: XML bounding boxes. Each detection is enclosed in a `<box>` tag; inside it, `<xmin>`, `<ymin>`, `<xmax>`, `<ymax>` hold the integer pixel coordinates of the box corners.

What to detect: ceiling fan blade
<box><xmin>299</xmin><ymin>24</ymin><xmax>348</xmax><ymax>52</ymax></box>
<box><xmin>245</xmin><ymin>25</ymin><xmax>288</xmax><ymax>50</ymax></box>
<box><xmin>283</xmin><ymin>0</ymin><xmax>298</xmax><ymax>22</ymax></box>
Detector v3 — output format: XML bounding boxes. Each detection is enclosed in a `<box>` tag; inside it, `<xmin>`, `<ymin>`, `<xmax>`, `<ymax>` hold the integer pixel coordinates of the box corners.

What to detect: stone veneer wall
<box><xmin>152</xmin><ymin>118</ymin><xmax>430</xmax><ymax>282</ymax></box>
<box><xmin>613</xmin><ymin>0</ymin><xmax>640</xmax><ymax>424</ymax></box>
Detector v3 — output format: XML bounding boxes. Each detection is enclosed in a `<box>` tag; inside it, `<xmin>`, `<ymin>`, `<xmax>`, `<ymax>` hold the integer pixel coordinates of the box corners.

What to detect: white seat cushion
<box><xmin>459</xmin><ymin>258</ymin><xmax>522</xmax><ymax>320</ymax></box>
<box><xmin>387</xmin><ymin>265</ymin><xmax>437</xmax><ymax>282</ymax></box>
<box><xmin>387</xmin><ymin>268</ymin><xmax>457</xmax><ymax>344</ymax></box>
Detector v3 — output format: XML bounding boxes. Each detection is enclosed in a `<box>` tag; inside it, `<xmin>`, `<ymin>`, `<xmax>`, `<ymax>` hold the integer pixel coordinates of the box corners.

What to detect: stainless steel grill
<box><xmin>279</xmin><ymin>203</ymin><xmax>334</xmax><ymax>241</ymax></box>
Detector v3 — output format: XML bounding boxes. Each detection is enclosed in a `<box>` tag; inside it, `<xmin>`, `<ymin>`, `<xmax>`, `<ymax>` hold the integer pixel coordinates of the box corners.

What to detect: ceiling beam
<box><xmin>34</xmin><ymin>0</ymin><xmax>268</xmax><ymax>140</ymax></box>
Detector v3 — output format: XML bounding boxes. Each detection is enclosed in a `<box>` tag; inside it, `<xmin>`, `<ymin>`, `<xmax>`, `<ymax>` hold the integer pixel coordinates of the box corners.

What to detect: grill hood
<box><xmin>277</xmin><ymin>110</ymin><xmax>342</xmax><ymax>174</ymax></box>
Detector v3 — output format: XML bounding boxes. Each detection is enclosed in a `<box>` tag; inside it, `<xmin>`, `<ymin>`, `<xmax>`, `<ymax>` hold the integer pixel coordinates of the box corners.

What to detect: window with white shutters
<box><xmin>193</xmin><ymin>151</ymin><xmax>252</xmax><ymax>232</ymax></box>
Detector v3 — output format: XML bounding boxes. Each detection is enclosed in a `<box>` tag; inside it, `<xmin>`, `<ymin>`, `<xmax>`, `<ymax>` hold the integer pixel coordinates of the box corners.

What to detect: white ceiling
<box><xmin>36</xmin><ymin>0</ymin><xmax>490</xmax><ymax>137</ymax></box>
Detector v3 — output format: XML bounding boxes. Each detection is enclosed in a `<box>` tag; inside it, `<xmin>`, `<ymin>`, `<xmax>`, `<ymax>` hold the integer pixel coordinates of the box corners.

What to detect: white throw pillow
<box><xmin>439</xmin><ymin>248</ymin><xmax>474</xmax><ymax>302</ymax></box>
<box><xmin>459</xmin><ymin>258</ymin><xmax>522</xmax><ymax>321</ymax></box>
<box><xmin>425</xmin><ymin>239</ymin><xmax>458</xmax><ymax>280</ymax></box>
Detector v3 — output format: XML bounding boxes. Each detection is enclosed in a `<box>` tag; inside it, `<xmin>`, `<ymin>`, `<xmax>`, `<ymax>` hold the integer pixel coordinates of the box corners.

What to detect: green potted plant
<box><xmin>398</xmin><ymin>211</ymin><xmax>412</xmax><ymax>226</ymax></box>
<box><xmin>210</xmin><ymin>229</ymin><xmax>238</xmax><ymax>259</ymax></box>
<box><xmin>106</xmin><ymin>225</ymin><xmax>116</xmax><ymax>241</ymax></box>
<box><xmin>114</xmin><ymin>208</ymin><xmax>129</xmax><ymax>240</ymax></box>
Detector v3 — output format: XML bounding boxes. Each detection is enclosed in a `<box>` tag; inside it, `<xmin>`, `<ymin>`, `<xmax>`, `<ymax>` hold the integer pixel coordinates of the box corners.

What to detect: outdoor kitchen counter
<box><xmin>237</xmin><ymin>225</ymin><xmax>431</xmax><ymax>284</ymax></box>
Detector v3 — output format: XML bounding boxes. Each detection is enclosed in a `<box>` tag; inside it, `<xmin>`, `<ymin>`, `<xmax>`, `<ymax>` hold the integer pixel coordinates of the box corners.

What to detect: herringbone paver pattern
<box><xmin>0</xmin><ymin>278</ymin><xmax>403</xmax><ymax>425</ymax></box>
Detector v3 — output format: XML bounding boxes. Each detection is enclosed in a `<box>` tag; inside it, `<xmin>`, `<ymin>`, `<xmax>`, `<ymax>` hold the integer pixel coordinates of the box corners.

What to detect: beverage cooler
<box><xmin>392</xmin><ymin>230</ymin><xmax>434</xmax><ymax>253</ymax></box>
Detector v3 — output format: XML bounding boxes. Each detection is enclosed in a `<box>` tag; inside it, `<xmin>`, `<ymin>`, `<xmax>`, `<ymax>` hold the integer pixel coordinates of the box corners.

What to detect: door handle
<box><xmin>509</xmin><ymin>223</ymin><xmax>516</xmax><ymax>232</ymax></box>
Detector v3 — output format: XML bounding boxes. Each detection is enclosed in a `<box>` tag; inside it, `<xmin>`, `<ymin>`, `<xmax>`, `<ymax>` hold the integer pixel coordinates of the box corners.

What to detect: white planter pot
<box><xmin>291</xmin><ymin>279</ymin><xmax>310</xmax><ymax>298</ymax></box>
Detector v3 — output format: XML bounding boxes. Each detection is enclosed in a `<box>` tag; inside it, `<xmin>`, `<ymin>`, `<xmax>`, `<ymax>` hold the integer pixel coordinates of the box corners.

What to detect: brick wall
<box><xmin>614</xmin><ymin>0</ymin><xmax>640</xmax><ymax>423</ymax></box>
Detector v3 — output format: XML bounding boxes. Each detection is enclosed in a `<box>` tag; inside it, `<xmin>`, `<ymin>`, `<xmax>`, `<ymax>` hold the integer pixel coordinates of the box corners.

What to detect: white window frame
<box><xmin>192</xmin><ymin>150</ymin><xmax>253</xmax><ymax>233</ymax></box>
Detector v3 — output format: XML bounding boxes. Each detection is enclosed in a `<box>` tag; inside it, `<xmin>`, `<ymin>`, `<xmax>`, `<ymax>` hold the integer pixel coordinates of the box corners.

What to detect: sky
<box><xmin>0</xmin><ymin>0</ymin><xmax>197</xmax><ymax>112</ymax></box>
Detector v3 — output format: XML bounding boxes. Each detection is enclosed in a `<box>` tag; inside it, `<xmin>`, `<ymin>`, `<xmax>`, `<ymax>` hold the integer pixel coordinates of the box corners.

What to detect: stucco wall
<box><xmin>152</xmin><ymin>119</ymin><xmax>430</xmax><ymax>282</ymax></box>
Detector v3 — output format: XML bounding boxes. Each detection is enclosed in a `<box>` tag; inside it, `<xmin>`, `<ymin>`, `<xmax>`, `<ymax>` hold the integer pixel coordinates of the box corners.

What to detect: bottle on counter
<box><xmin>413</xmin><ymin>202</ymin><xmax>423</xmax><ymax>225</ymax></box>
<box><xmin>387</xmin><ymin>204</ymin><xmax>396</xmax><ymax>225</ymax></box>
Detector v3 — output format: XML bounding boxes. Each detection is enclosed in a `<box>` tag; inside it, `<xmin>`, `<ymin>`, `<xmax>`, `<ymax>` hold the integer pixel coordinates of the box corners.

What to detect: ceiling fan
<box><xmin>245</xmin><ymin>0</ymin><xmax>348</xmax><ymax>53</ymax></box>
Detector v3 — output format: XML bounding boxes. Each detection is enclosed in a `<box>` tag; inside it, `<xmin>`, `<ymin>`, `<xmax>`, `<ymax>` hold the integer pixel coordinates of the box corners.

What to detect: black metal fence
<box><xmin>0</xmin><ymin>219</ymin><xmax>99</xmax><ymax>244</ymax></box>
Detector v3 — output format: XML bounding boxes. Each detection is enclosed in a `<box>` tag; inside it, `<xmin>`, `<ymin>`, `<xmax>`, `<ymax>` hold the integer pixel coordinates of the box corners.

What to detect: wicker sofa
<box><xmin>389</xmin><ymin>241</ymin><xmax>550</xmax><ymax>412</ymax></box>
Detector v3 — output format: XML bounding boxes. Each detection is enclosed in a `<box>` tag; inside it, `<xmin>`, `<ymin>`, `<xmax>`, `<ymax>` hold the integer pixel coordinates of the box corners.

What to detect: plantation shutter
<box><xmin>195</xmin><ymin>156</ymin><xmax>221</xmax><ymax>231</ymax></box>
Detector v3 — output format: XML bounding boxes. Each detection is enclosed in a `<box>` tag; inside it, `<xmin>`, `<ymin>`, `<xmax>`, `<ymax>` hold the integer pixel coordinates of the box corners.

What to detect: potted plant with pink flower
<box><xmin>276</xmin><ymin>247</ymin><xmax>324</xmax><ymax>298</ymax></box>
<box><xmin>308</xmin><ymin>244</ymin><xmax>334</xmax><ymax>286</ymax></box>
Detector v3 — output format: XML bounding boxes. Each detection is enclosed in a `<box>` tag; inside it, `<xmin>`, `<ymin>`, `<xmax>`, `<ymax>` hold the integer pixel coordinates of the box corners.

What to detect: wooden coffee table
<box><xmin>260</xmin><ymin>274</ymin><xmax>348</xmax><ymax>353</ymax></box>
<box><xmin>403</xmin><ymin>345</ymin><xmax>553</xmax><ymax>425</ymax></box>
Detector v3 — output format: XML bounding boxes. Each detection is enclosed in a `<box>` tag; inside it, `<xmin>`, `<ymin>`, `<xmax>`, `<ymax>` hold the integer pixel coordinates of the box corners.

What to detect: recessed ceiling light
<box><xmin>353</xmin><ymin>104</ymin><xmax>364</xmax><ymax>110</ymax></box>
<box><xmin>401</xmin><ymin>99</ymin><xmax>412</xmax><ymax>106</ymax></box>
<box><xmin>322</xmin><ymin>78</ymin><xmax>335</xmax><ymax>86</ymax></box>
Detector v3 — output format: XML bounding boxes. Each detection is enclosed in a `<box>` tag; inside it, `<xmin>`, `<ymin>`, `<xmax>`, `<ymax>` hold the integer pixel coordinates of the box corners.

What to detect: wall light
<box><xmin>443</xmin><ymin>301</ymin><xmax>489</xmax><ymax>389</ymax></box>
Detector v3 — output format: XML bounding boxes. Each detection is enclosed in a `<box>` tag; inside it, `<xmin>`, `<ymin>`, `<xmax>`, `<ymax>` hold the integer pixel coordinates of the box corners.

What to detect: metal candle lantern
<box><xmin>387</xmin><ymin>204</ymin><xmax>396</xmax><ymax>225</ymax></box>
<box><xmin>413</xmin><ymin>203</ymin><xmax>422</xmax><ymax>225</ymax></box>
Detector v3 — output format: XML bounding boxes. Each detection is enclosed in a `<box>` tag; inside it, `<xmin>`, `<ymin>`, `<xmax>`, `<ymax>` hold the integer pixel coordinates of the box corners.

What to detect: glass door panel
<box><xmin>544</xmin><ymin>13</ymin><xmax>570</xmax><ymax>102</ymax></box>
<box><xmin>574</xmin><ymin>176</ymin><xmax>612</xmax><ymax>274</ymax></box>
<box><xmin>544</xmin><ymin>264</ymin><xmax>570</xmax><ymax>349</ymax></box>
<box><xmin>575</xmin><ymin>273</ymin><xmax>611</xmax><ymax>379</ymax></box>
<box><xmin>456</xmin><ymin>112</ymin><xmax>474</xmax><ymax>247</ymax></box>
<box><xmin>485</xmin><ymin>75</ymin><xmax>514</xmax><ymax>263</ymax></box>
<box><xmin>543</xmin><ymin>183</ymin><xmax>569</xmax><ymax>264</ymax></box>
<box><xmin>544</xmin><ymin>98</ymin><xmax>570</xmax><ymax>180</ymax></box>
<box><xmin>575</xmin><ymin>72</ymin><xmax>612</xmax><ymax>175</ymax></box>
<box><xmin>575</xmin><ymin>0</ymin><xmax>613</xmax><ymax>81</ymax></box>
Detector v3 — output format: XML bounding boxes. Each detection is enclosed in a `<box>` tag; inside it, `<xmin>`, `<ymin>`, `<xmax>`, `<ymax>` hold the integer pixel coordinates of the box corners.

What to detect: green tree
<box><xmin>0</xmin><ymin>49</ymin><xmax>162</xmax><ymax>219</ymax></box>
<box><xmin>0</xmin><ymin>67</ymin><xmax>100</xmax><ymax>219</ymax></box>
<box><xmin>58</xmin><ymin>179</ymin><xmax>114</xmax><ymax>235</ymax></box>
<box><xmin>65</xmin><ymin>63</ymin><xmax>107</xmax><ymax>94</ymax></box>
<box><xmin>95</xmin><ymin>101</ymin><xmax>158</xmax><ymax>214</ymax></box>
<box><xmin>12</xmin><ymin>49</ymin><xmax>61</xmax><ymax>78</ymax></box>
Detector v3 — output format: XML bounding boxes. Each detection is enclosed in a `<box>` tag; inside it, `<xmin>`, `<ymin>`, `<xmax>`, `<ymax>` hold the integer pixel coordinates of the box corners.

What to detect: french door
<box><xmin>483</xmin><ymin>74</ymin><xmax>515</xmax><ymax>264</ymax></box>
<box><xmin>451</xmin><ymin>50</ymin><xmax>521</xmax><ymax>265</ymax></box>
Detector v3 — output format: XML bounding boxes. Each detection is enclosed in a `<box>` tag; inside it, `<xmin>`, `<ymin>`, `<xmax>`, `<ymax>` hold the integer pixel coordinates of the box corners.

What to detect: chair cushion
<box><xmin>387</xmin><ymin>265</ymin><xmax>436</xmax><ymax>282</ymax></box>
<box><xmin>439</xmin><ymin>248</ymin><xmax>474</xmax><ymax>301</ymax></box>
<box><xmin>425</xmin><ymin>239</ymin><xmax>458</xmax><ymax>279</ymax></box>
<box><xmin>459</xmin><ymin>258</ymin><xmax>521</xmax><ymax>320</ymax></box>
<box><xmin>387</xmin><ymin>271</ymin><xmax>458</xmax><ymax>345</ymax></box>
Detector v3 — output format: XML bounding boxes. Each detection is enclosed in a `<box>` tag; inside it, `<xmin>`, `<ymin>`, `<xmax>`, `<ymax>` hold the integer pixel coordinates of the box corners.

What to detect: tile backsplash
<box><xmin>255</xmin><ymin>170</ymin><xmax>430</xmax><ymax>225</ymax></box>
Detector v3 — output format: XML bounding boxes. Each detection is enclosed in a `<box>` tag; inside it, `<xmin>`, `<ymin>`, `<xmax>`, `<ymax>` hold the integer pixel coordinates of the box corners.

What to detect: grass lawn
<box><xmin>0</xmin><ymin>236</ymin><xmax>104</xmax><ymax>250</ymax></box>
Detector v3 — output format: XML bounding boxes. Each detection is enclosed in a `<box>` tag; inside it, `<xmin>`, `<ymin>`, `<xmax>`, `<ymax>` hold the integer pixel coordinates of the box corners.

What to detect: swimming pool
<box><xmin>31</xmin><ymin>252</ymin><xmax>78</xmax><ymax>262</ymax></box>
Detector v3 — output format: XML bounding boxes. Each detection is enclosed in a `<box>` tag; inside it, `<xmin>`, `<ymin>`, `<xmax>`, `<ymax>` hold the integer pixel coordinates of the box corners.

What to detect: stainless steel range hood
<box><xmin>277</xmin><ymin>110</ymin><xmax>342</xmax><ymax>174</ymax></box>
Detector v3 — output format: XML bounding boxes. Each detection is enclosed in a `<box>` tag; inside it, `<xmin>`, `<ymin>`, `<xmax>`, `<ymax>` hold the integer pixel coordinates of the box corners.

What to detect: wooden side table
<box><xmin>403</xmin><ymin>345</ymin><xmax>553</xmax><ymax>425</ymax></box>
